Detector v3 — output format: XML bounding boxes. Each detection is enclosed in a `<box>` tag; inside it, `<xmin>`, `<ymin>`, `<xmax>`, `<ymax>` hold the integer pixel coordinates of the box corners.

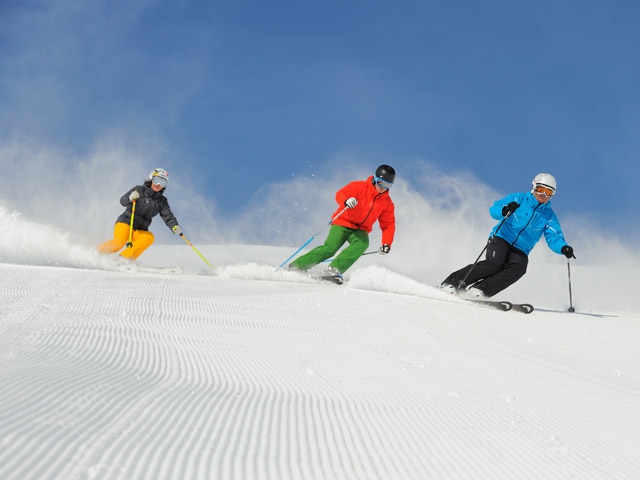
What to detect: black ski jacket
<box><xmin>116</xmin><ymin>184</ymin><xmax>178</xmax><ymax>232</ymax></box>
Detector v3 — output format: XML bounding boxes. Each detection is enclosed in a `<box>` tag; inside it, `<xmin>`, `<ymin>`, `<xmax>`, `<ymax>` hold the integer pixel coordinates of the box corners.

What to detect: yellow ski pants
<box><xmin>98</xmin><ymin>222</ymin><xmax>155</xmax><ymax>260</ymax></box>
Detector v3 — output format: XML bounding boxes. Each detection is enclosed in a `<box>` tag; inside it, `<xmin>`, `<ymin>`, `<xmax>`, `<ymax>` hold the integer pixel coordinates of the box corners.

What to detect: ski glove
<box><xmin>344</xmin><ymin>197</ymin><xmax>358</xmax><ymax>209</ymax></box>
<box><xmin>502</xmin><ymin>201</ymin><xmax>520</xmax><ymax>217</ymax></box>
<box><xmin>561</xmin><ymin>245</ymin><xmax>576</xmax><ymax>259</ymax></box>
<box><xmin>172</xmin><ymin>225</ymin><xmax>183</xmax><ymax>236</ymax></box>
<box><xmin>379</xmin><ymin>244</ymin><xmax>391</xmax><ymax>255</ymax></box>
<box><xmin>129</xmin><ymin>190</ymin><xmax>140</xmax><ymax>202</ymax></box>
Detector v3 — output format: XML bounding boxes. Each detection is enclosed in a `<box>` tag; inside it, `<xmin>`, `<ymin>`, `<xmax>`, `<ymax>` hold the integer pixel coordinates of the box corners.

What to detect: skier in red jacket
<box><xmin>289</xmin><ymin>165</ymin><xmax>396</xmax><ymax>283</ymax></box>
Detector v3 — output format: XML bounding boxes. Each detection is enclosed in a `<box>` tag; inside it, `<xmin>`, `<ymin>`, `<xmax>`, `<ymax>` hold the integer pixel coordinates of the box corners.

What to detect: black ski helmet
<box><xmin>374</xmin><ymin>165</ymin><xmax>396</xmax><ymax>184</ymax></box>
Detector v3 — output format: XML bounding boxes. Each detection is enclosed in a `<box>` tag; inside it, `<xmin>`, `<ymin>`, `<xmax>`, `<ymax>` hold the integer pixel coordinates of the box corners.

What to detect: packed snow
<box><xmin>1</xmin><ymin>202</ymin><xmax>639</xmax><ymax>480</ymax></box>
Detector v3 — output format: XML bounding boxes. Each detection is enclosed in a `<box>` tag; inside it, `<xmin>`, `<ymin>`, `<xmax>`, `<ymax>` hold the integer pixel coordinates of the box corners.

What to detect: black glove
<box><xmin>501</xmin><ymin>201</ymin><xmax>520</xmax><ymax>217</ymax></box>
<box><xmin>379</xmin><ymin>244</ymin><xmax>390</xmax><ymax>255</ymax></box>
<box><xmin>561</xmin><ymin>245</ymin><xmax>576</xmax><ymax>259</ymax></box>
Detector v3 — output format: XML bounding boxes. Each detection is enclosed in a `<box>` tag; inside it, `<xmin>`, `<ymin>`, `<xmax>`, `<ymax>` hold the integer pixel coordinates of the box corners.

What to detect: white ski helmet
<box><xmin>531</xmin><ymin>172</ymin><xmax>556</xmax><ymax>196</ymax></box>
<box><xmin>149</xmin><ymin>168</ymin><xmax>169</xmax><ymax>188</ymax></box>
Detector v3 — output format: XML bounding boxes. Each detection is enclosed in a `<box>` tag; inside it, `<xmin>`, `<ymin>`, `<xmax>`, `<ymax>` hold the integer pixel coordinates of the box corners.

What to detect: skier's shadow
<box><xmin>535</xmin><ymin>308</ymin><xmax>617</xmax><ymax>318</ymax></box>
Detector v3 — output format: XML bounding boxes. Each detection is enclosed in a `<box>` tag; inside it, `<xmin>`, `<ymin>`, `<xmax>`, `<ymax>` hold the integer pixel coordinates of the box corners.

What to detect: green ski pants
<box><xmin>289</xmin><ymin>225</ymin><xmax>369</xmax><ymax>273</ymax></box>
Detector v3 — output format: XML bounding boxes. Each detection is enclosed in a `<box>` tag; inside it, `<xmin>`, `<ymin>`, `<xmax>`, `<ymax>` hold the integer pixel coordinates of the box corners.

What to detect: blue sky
<box><xmin>1</xmin><ymin>0</ymin><xmax>639</xmax><ymax>241</ymax></box>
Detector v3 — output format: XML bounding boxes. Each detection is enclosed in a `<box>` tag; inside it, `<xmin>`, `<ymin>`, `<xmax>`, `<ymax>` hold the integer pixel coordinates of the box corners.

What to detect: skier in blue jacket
<box><xmin>441</xmin><ymin>173</ymin><xmax>575</xmax><ymax>298</ymax></box>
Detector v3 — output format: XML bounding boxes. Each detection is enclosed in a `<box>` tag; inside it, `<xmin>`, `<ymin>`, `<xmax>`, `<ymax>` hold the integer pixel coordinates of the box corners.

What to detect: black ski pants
<box><xmin>443</xmin><ymin>237</ymin><xmax>528</xmax><ymax>297</ymax></box>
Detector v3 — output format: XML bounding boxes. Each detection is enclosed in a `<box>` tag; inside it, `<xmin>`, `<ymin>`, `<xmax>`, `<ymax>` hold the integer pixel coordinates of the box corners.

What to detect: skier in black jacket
<box><xmin>98</xmin><ymin>168</ymin><xmax>182</xmax><ymax>260</ymax></box>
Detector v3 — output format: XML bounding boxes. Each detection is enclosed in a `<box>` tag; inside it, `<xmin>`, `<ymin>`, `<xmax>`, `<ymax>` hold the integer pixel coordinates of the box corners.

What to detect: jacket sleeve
<box><xmin>489</xmin><ymin>193</ymin><xmax>521</xmax><ymax>220</ymax></box>
<box><xmin>335</xmin><ymin>181</ymin><xmax>360</xmax><ymax>207</ymax></box>
<box><xmin>120</xmin><ymin>186</ymin><xmax>139</xmax><ymax>207</ymax></box>
<box><xmin>543</xmin><ymin>212</ymin><xmax>567</xmax><ymax>255</ymax></box>
<box><xmin>159</xmin><ymin>198</ymin><xmax>179</xmax><ymax>230</ymax></box>
<box><xmin>378</xmin><ymin>201</ymin><xmax>396</xmax><ymax>246</ymax></box>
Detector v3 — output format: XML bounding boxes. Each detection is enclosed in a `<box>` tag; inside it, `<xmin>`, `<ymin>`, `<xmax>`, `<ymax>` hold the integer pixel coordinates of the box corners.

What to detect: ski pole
<box><xmin>321</xmin><ymin>249</ymin><xmax>379</xmax><ymax>264</ymax></box>
<box><xmin>567</xmin><ymin>259</ymin><xmax>575</xmax><ymax>312</ymax></box>
<box><xmin>457</xmin><ymin>211</ymin><xmax>512</xmax><ymax>289</ymax></box>
<box><xmin>275</xmin><ymin>206</ymin><xmax>350</xmax><ymax>272</ymax></box>
<box><xmin>180</xmin><ymin>234</ymin><xmax>214</xmax><ymax>269</ymax></box>
<box><xmin>126</xmin><ymin>200</ymin><xmax>137</xmax><ymax>248</ymax></box>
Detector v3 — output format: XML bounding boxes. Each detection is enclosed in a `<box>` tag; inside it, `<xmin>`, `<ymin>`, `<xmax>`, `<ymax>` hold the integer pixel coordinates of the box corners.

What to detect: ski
<box><xmin>469</xmin><ymin>299</ymin><xmax>534</xmax><ymax>314</ymax></box>
<box><xmin>316</xmin><ymin>274</ymin><xmax>344</xmax><ymax>285</ymax></box>
<box><xmin>439</xmin><ymin>286</ymin><xmax>534</xmax><ymax>314</ymax></box>
<box><xmin>285</xmin><ymin>266</ymin><xmax>344</xmax><ymax>285</ymax></box>
<box><xmin>141</xmin><ymin>266</ymin><xmax>183</xmax><ymax>275</ymax></box>
<box><xmin>469</xmin><ymin>299</ymin><xmax>513</xmax><ymax>311</ymax></box>
<box><xmin>308</xmin><ymin>267</ymin><xmax>344</xmax><ymax>285</ymax></box>
<box><xmin>119</xmin><ymin>264</ymin><xmax>184</xmax><ymax>275</ymax></box>
<box><xmin>511</xmin><ymin>303</ymin><xmax>534</xmax><ymax>314</ymax></box>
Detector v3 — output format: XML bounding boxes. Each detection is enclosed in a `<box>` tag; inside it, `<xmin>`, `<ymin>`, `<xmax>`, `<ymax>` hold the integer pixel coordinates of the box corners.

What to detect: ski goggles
<box><xmin>151</xmin><ymin>176</ymin><xmax>168</xmax><ymax>188</ymax></box>
<box><xmin>534</xmin><ymin>184</ymin><xmax>554</xmax><ymax>197</ymax></box>
<box><xmin>374</xmin><ymin>176</ymin><xmax>393</xmax><ymax>190</ymax></box>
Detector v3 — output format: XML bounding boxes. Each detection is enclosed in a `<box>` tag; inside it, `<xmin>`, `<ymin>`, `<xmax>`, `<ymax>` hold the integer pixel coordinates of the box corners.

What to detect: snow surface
<box><xmin>1</xmin><ymin>211</ymin><xmax>640</xmax><ymax>480</ymax></box>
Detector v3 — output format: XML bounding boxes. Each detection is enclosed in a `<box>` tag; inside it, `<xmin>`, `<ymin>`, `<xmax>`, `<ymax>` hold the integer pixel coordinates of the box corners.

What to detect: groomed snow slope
<box><xmin>1</xmin><ymin>247</ymin><xmax>639</xmax><ymax>480</ymax></box>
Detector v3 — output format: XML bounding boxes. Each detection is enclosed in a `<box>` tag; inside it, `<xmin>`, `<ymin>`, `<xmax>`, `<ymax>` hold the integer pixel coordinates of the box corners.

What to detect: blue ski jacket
<box><xmin>489</xmin><ymin>192</ymin><xmax>567</xmax><ymax>256</ymax></box>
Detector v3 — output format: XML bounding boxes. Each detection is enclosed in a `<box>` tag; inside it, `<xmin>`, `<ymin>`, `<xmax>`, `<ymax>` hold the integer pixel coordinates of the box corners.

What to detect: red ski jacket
<box><xmin>331</xmin><ymin>176</ymin><xmax>396</xmax><ymax>246</ymax></box>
